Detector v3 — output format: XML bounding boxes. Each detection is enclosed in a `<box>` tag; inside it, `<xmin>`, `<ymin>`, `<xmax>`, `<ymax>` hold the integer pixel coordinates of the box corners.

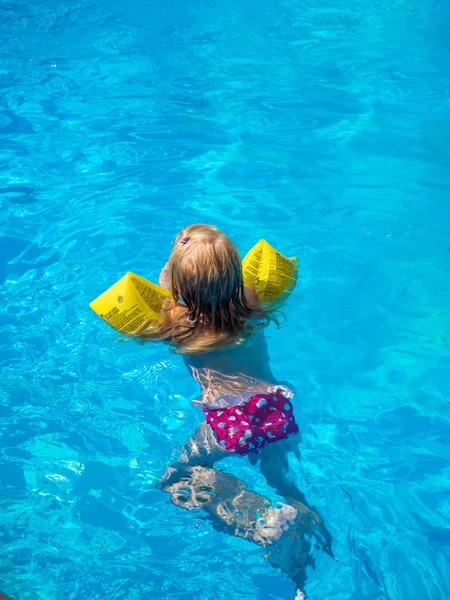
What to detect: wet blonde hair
<box><xmin>144</xmin><ymin>224</ymin><xmax>269</xmax><ymax>353</ymax></box>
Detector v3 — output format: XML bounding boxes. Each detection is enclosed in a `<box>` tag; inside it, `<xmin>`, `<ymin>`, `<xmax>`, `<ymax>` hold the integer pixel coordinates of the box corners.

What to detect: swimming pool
<box><xmin>1</xmin><ymin>0</ymin><xmax>449</xmax><ymax>597</ymax></box>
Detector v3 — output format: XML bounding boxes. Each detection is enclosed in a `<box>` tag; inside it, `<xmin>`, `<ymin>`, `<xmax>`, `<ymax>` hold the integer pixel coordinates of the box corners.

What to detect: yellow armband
<box><xmin>89</xmin><ymin>272</ymin><xmax>171</xmax><ymax>335</ymax></box>
<box><xmin>89</xmin><ymin>240</ymin><xmax>297</xmax><ymax>333</ymax></box>
<box><xmin>242</xmin><ymin>239</ymin><xmax>298</xmax><ymax>305</ymax></box>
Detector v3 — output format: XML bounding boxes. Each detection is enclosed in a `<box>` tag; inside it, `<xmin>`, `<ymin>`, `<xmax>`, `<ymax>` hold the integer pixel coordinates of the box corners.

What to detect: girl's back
<box><xmin>184</xmin><ymin>327</ymin><xmax>279</xmax><ymax>403</ymax></box>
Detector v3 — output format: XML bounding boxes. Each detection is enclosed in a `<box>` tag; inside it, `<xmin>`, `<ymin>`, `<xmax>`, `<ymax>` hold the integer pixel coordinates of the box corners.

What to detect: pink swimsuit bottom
<box><xmin>195</xmin><ymin>386</ymin><xmax>298</xmax><ymax>456</ymax></box>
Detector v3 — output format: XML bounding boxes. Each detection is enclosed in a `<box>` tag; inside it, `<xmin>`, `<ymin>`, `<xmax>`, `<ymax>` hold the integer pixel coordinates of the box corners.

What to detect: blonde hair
<box><xmin>143</xmin><ymin>224</ymin><xmax>270</xmax><ymax>353</ymax></box>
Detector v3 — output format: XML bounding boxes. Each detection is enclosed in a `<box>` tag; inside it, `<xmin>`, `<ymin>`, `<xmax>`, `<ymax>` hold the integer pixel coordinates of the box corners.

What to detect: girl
<box><xmin>140</xmin><ymin>224</ymin><xmax>332</xmax><ymax>598</ymax></box>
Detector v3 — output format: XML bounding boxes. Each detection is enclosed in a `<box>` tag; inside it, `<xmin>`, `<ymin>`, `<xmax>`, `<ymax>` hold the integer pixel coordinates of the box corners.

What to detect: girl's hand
<box><xmin>159</xmin><ymin>263</ymin><xmax>170</xmax><ymax>289</ymax></box>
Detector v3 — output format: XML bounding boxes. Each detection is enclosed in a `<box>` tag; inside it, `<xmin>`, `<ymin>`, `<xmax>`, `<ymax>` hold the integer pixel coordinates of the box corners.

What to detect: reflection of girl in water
<box><xmin>140</xmin><ymin>224</ymin><xmax>333</xmax><ymax>598</ymax></box>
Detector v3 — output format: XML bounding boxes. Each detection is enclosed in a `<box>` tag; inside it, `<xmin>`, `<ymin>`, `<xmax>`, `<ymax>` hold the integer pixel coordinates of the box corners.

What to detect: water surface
<box><xmin>1</xmin><ymin>0</ymin><xmax>449</xmax><ymax>598</ymax></box>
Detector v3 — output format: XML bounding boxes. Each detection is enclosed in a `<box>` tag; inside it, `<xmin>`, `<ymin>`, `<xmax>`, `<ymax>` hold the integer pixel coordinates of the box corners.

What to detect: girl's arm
<box><xmin>134</xmin><ymin>264</ymin><xmax>176</xmax><ymax>341</ymax></box>
<box><xmin>159</xmin><ymin>262</ymin><xmax>170</xmax><ymax>289</ymax></box>
<box><xmin>244</xmin><ymin>285</ymin><xmax>261</xmax><ymax>310</ymax></box>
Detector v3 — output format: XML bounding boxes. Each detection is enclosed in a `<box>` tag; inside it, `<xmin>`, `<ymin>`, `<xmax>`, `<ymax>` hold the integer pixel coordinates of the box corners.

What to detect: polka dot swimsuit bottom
<box><xmin>199</xmin><ymin>386</ymin><xmax>299</xmax><ymax>456</ymax></box>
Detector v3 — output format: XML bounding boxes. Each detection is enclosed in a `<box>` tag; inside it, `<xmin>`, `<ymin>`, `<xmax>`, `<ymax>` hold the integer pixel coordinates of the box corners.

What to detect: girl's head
<box><xmin>164</xmin><ymin>224</ymin><xmax>258</xmax><ymax>352</ymax></box>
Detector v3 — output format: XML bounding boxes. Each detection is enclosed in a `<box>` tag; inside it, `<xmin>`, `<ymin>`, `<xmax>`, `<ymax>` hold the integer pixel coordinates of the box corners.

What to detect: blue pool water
<box><xmin>1</xmin><ymin>0</ymin><xmax>450</xmax><ymax>598</ymax></box>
